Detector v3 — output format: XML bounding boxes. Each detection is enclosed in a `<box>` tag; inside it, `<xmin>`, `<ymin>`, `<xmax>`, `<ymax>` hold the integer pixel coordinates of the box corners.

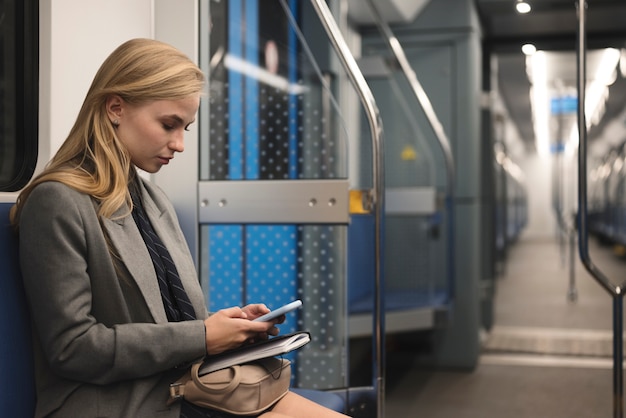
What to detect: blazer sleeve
<box><xmin>19</xmin><ymin>182</ymin><xmax>207</xmax><ymax>385</ymax></box>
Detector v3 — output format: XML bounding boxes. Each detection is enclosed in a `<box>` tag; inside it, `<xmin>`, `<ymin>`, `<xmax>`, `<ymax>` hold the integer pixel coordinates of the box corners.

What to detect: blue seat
<box><xmin>0</xmin><ymin>202</ymin><xmax>36</xmax><ymax>417</ymax></box>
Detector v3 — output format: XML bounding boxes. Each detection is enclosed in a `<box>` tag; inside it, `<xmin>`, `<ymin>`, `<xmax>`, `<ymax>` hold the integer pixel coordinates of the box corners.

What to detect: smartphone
<box><xmin>252</xmin><ymin>300</ymin><xmax>302</xmax><ymax>322</ymax></box>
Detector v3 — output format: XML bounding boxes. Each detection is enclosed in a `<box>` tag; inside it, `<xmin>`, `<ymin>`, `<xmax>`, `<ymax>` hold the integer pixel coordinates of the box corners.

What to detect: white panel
<box><xmin>45</xmin><ymin>0</ymin><xmax>153</xmax><ymax>162</ymax></box>
<box><xmin>0</xmin><ymin>194</ymin><xmax>17</xmax><ymax>203</ymax></box>
<box><xmin>152</xmin><ymin>0</ymin><xmax>201</xmax><ymax>264</ymax></box>
<box><xmin>347</xmin><ymin>0</ymin><xmax>431</xmax><ymax>25</ymax></box>
<box><xmin>385</xmin><ymin>187</ymin><xmax>437</xmax><ymax>215</ymax></box>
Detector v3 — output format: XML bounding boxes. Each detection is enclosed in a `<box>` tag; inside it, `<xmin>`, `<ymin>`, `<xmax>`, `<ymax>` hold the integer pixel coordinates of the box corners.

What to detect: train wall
<box><xmin>39</xmin><ymin>0</ymin><xmax>154</xmax><ymax>170</ymax></box>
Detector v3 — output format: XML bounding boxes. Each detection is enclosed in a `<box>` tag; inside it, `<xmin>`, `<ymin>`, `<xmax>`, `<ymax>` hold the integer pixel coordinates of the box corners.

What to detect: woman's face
<box><xmin>112</xmin><ymin>94</ymin><xmax>200</xmax><ymax>173</ymax></box>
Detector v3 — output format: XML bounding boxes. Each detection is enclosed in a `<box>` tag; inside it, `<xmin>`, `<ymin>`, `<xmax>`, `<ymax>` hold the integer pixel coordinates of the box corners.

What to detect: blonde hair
<box><xmin>10</xmin><ymin>38</ymin><xmax>205</xmax><ymax>226</ymax></box>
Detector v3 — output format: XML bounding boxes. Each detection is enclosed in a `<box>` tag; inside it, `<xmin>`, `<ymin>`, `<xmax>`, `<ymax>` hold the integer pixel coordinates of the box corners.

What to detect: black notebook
<box><xmin>198</xmin><ymin>331</ymin><xmax>311</xmax><ymax>375</ymax></box>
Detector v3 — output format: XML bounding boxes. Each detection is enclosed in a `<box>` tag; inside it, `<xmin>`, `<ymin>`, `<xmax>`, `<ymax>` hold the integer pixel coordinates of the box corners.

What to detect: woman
<box><xmin>11</xmin><ymin>38</ymin><xmax>349</xmax><ymax>418</ymax></box>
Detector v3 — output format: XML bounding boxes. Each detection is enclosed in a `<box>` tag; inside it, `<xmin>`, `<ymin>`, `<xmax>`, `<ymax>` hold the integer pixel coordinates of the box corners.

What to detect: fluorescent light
<box><xmin>529</xmin><ymin>51</ymin><xmax>550</xmax><ymax>158</ymax></box>
<box><xmin>565</xmin><ymin>124</ymin><xmax>578</xmax><ymax>158</ymax></box>
<box><xmin>516</xmin><ymin>1</ymin><xmax>531</xmax><ymax>14</ymax></box>
<box><xmin>564</xmin><ymin>48</ymin><xmax>619</xmax><ymax>156</ymax></box>
<box><xmin>595</xmin><ymin>48</ymin><xmax>620</xmax><ymax>86</ymax></box>
<box><xmin>585</xmin><ymin>48</ymin><xmax>620</xmax><ymax>127</ymax></box>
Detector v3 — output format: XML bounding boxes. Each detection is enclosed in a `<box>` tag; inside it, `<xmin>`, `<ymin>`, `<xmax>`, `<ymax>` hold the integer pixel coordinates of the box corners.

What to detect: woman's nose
<box><xmin>169</xmin><ymin>131</ymin><xmax>185</xmax><ymax>153</ymax></box>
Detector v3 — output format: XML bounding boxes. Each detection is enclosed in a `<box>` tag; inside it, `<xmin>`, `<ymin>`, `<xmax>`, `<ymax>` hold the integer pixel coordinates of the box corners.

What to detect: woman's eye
<box><xmin>162</xmin><ymin>123</ymin><xmax>174</xmax><ymax>131</ymax></box>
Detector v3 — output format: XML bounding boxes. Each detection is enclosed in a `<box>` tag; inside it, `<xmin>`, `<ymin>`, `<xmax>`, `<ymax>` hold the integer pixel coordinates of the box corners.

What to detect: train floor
<box><xmin>384</xmin><ymin>233</ymin><xmax>626</xmax><ymax>417</ymax></box>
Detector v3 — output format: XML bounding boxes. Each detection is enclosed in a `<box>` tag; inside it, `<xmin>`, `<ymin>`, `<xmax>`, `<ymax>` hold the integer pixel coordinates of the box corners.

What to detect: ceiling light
<box><xmin>583</xmin><ymin>48</ymin><xmax>620</xmax><ymax>127</ymax></box>
<box><xmin>522</xmin><ymin>44</ymin><xmax>536</xmax><ymax>55</ymax></box>
<box><xmin>516</xmin><ymin>0</ymin><xmax>531</xmax><ymax>14</ymax></box>
<box><xmin>565</xmin><ymin>48</ymin><xmax>620</xmax><ymax>155</ymax></box>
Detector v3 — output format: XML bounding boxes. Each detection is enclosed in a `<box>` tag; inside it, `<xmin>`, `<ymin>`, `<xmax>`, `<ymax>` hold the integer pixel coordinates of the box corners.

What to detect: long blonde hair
<box><xmin>10</xmin><ymin>38</ymin><xmax>205</xmax><ymax>226</ymax></box>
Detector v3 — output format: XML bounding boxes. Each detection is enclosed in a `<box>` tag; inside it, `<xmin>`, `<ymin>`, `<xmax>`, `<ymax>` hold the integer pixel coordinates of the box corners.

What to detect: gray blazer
<box><xmin>19</xmin><ymin>179</ymin><xmax>209</xmax><ymax>418</ymax></box>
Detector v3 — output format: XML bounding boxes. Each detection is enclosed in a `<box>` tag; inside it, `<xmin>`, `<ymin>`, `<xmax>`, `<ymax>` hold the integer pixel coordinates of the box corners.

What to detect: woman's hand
<box><xmin>241</xmin><ymin>303</ymin><xmax>286</xmax><ymax>325</ymax></box>
<box><xmin>242</xmin><ymin>303</ymin><xmax>283</xmax><ymax>340</ymax></box>
<box><xmin>241</xmin><ymin>303</ymin><xmax>270</xmax><ymax>320</ymax></box>
<box><xmin>203</xmin><ymin>306</ymin><xmax>279</xmax><ymax>355</ymax></box>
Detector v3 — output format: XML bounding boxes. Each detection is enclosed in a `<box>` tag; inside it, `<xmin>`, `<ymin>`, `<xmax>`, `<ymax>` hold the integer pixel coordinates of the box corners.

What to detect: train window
<box><xmin>0</xmin><ymin>0</ymin><xmax>38</xmax><ymax>192</ymax></box>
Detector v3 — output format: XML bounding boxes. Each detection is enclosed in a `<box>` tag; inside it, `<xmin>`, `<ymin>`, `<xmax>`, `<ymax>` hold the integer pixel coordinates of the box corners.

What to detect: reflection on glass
<box><xmin>202</xmin><ymin>0</ymin><xmax>349</xmax><ymax>182</ymax></box>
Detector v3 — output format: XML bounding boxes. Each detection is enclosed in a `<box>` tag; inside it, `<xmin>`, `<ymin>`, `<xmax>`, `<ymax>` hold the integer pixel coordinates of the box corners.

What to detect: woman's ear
<box><xmin>105</xmin><ymin>95</ymin><xmax>124</xmax><ymax>125</ymax></box>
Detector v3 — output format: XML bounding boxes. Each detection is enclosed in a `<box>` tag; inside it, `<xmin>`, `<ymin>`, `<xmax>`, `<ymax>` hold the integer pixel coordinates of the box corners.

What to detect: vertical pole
<box><xmin>614</xmin><ymin>295</ymin><xmax>624</xmax><ymax>418</ymax></box>
<box><xmin>567</xmin><ymin>230</ymin><xmax>577</xmax><ymax>302</ymax></box>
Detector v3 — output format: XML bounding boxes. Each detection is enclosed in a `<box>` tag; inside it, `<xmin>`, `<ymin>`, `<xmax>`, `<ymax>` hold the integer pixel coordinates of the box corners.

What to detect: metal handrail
<box><xmin>576</xmin><ymin>2</ymin><xmax>624</xmax><ymax>417</ymax></box>
<box><xmin>308</xmin><ymin>1</ymin><xmax>386</xmax><ymax>417</ymax></box>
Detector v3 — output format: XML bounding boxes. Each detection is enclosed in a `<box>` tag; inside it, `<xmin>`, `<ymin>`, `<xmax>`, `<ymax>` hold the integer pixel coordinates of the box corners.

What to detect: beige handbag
<box><xmin>168</xmin><ymin>357</ymin><xmax>291</xmax><ymax>415</ymax></box>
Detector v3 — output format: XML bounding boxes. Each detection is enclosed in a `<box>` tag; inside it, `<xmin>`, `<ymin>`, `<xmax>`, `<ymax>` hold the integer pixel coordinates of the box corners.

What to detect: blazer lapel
<box><xmin>100</xmin><ymin>207</ymin><xmax>169</xmax><ymax>323</ymax></box>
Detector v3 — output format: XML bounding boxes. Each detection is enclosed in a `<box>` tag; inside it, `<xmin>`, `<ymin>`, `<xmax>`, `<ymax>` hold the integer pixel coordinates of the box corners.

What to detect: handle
<box><xmin>191</xmin><ymin>364</ymin><xmax>241</xmax><ymax>395</ymax></box>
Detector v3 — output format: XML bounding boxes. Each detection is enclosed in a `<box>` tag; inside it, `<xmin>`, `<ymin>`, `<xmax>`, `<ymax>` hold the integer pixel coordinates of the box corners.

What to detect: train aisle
<box><xmin>385</xmin><ymin>234</ymin><xmax>625</xmax><ymax>417</ymax></box>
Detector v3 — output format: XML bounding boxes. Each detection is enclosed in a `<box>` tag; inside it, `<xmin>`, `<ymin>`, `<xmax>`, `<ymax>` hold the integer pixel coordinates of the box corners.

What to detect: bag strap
<box><xmin>168</xmin><ymin>371</ymin><xmax>192</xmax><ymax>405</ymax></box>
<box><xmin>191</xmin><ymin>363</ymin><xmax>241</xmax><ymax>395</ymax></box>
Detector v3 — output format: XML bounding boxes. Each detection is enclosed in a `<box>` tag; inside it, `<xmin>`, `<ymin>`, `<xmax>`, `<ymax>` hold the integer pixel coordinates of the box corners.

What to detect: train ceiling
<box><xmin>476</xmin><ymin>0</ymin><xmax>626</xmax><ymax>155</ymax></box>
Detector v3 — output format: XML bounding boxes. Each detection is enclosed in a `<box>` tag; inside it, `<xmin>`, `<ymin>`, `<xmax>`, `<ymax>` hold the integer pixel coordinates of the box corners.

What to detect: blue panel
<box><xmin>208</xmin><ymin>225</ymin><xmax>244</xmax><ymax>310</ymax></box>
<box><xmin>347</xmin><ymin>215</ymin><xmax>375</xmax><ymax>309</ymax></box>
<box><xmin>240</xmin><ymin>1</ymin><xmax>299</xmax><ymax>366</ymax></box>
<box><xmin>228</xmin><ymin>0</ymin><xmax>244</xmax><ymax>180</ymax></box>
<box><xmin>288</xmin><ymin>0</ymin><xmax>299</xmax><ymax>178</ymax></box>
<box><xmin>550</xmin><ymin>96</ymin><xmax>577</xmax><ymax>114</ymax></box>
<box><xmin>245</xmin><ymin>0</ymin><xmax>259</xmax><ymax>180</ymax></box>
<box><xmin>209</xmin><ymin>0</ymin><xmax>299</xmax><ymax>349</ymax></box>
<box><xmin>245</xmin><ymin>225</ymin><xmax>298</xmax><ymax>334</ymax></box>
<box><xmin>0</xmin><ymin>203</ymin><xmax>36</xmax><ymax>416</ymax></box>
<box><xmin>208</xmin><ymin>0</ymin><xmax>245</xmax><ymax>311</ymax></box>
<box><xmin>283</xmin><ymin>3</ymin><xmax>299</xmax><ymax>336</ymax></box>
<box><xmin>550</xmin><ymin>142</ymin><xmax>566</xmax><ymax>154</ymax></box>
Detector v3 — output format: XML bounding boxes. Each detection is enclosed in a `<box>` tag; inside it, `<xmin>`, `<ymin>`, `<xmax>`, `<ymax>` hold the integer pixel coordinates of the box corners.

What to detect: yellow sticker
<box><xmin>401</xmin><ymin>145</ymin><xmax>417</xmax><ymax>161</ymax></box>
<box><xmin>349</xmin><ymin>190</ymin><xmax>370</xmax><ymax>214</ymax></box>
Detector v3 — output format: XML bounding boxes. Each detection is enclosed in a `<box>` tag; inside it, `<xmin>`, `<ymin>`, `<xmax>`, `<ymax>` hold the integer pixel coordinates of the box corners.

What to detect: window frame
<box><xmin>0</xmin><ymin>0</ymin><xmax>38</xmax><ymax>192</ymax></box>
